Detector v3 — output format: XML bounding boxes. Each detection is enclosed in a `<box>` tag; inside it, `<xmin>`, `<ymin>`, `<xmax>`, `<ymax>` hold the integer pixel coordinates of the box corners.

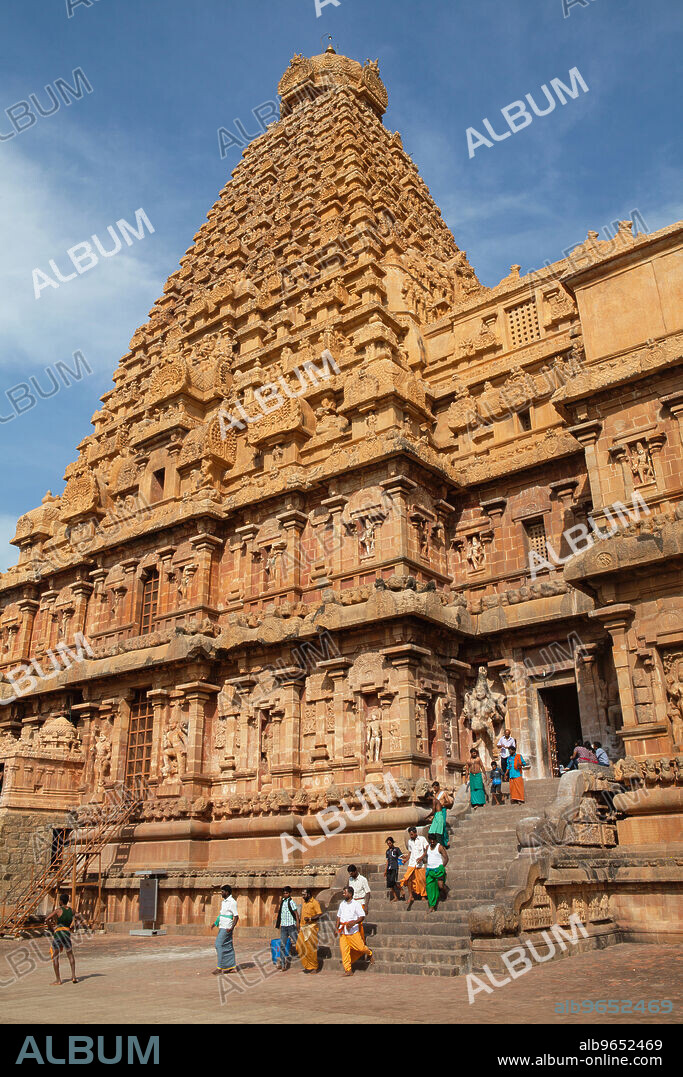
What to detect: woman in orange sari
<box><xmin>508</xmin><ymin>749</ymin><xmax>529</xmax><ymax>803</ymax></box>
<box><xmin>296</xmin><ymin>888</ymin><xmax>323</xmax><ymax>973</ymax></box>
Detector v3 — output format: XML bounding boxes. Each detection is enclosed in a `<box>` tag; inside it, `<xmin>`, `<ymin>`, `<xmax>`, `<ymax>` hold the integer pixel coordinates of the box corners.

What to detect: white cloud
<box><xmin>0</xmin><ymin>130</ymin><xmax>174</xmax><ymax>378</ymax></box>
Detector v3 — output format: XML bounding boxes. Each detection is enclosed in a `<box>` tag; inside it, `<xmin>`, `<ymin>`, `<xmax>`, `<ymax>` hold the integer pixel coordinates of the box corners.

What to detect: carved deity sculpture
<box><xmin>359</xmin><ymin>519</ymin><xmax>376</xmax><ymax>558</ymax></box>
<box><xmin>629</xmin><ymin>441</ymin><xmax>655</xmax><ymax>486</ymax></box>
<box><xmin>366</xmin><ymin>713</ymin><xmax>382</xmax><ymax>762</ymax></box>
<box><xmin>461</xmin><ymin>666</ymin><xmax>506</xmax><ymax>758</ymax></box>
<box><xmin>466</xmin><ymin>534</ymin><xmax>485</xmax><ymax>571</ymax></box>
<box><xmin>92</xmin><ymin>731</ymin><xmax>111</xmax><ymax>793</ymax></box>
<box><xmin>664</xmin><ymin>657</ymin><xmax>683</xmax><ymax>745</ymax></box>
<box><xmin>161</xmin><ymin>718</ymin><xmax>188</xmax><ymax>779</ymax></box>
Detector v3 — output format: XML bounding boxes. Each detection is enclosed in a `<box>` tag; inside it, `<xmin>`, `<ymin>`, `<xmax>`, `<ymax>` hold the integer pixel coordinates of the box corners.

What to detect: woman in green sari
<box><xmin>427</xmin><ymin>781</ymin><xmax>452</xmax><ymax>847</ymax></box>
<box><xmin>467</xmin><ymin>749</ymin><xmax>487</xmax><ymax>808</ymax></box>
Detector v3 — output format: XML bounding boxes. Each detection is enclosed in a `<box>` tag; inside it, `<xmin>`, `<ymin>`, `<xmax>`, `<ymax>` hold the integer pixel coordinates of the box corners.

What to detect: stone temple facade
<box><xmin>0</xmin><ymin>48</ymin><xmax>681</xmax><ymax>935</ymax></box>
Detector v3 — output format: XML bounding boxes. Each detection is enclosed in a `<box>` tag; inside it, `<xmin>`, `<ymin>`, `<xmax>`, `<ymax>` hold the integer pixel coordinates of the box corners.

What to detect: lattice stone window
<box><xmin>125</xmin><ymin>690</ymin><xmax>154</xmax><ymax>786</ymax></box>
<box><xmin>524</xmin><ymin>516</ymin><xmax>548</xmax><ymax>560</ymax></box>
<box><xmin>507</xmin><ymin>299</ymin><xmax>541</xmax><ymax>347</ymax></box>
<box><xmin>139</xmin><ymin>569</ymin><xmax>159</xmax><ymax>635</ymax></box>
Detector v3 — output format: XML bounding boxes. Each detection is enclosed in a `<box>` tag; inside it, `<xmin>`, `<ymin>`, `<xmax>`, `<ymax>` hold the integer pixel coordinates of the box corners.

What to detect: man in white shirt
<box><xmin>399</xmin><ymin>826</ymin><xmax>429</xmax><ymax>909</ymax></box>
<box><xmin>213</xmin><ymin>884</ymin><xmax>239</xmax><ymax>974</ymax></box>
<box><xmin>497</xmin><ymin>729</ymin><xmax>517</xmax><ymax>779</ymax></box>
<box><xmin>347</xmin><ymin>864</ymin><xmax>371</xmax><ymax>939</ymax></box>
<box><xmin>335</xmin><ymin>885</ymin><xmax>374</xmax><ymax>976</ymax></box>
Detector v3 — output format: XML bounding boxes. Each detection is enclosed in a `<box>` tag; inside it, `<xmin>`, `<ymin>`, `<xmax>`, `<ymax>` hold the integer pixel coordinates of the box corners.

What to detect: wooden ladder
<box><xmin>0</xmin><ymin>782</ymin><xmax>143</xmax><ymax>937</ymax></box>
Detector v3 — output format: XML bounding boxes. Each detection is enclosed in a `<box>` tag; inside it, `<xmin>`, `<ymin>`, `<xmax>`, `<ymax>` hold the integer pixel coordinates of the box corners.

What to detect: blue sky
<box><xmin>0</xmin><ymin>0</ymin><xmax>680</xmax><ymax>570</ymax></box>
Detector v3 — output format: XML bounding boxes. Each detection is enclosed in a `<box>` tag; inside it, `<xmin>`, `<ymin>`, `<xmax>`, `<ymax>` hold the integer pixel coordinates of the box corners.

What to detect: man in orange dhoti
<box><xmin>400</xmin><ymin>826</ymin><xmax>428</xmax><ymax>909</ymax></box>
<box><xmin>336</xmin><ymin>886</ymin><xmax>374</xmax><ymax>976</ymax></box>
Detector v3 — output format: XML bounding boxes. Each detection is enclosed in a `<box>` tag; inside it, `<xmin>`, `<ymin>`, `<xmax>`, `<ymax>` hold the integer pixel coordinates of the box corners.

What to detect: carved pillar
<box><xmin>276</xmin><ymin>509</ymin><xmax>308</xmax><ymax>593</ymax></box>
<box><xmin>589</xmin><ymin>604</ymin><xmax>645</xmax><ymax>754</ymax></box>
<box><xmin>88</xmin><ymin>568</ymin><xmax>109</xmax><ymax>635</ymax></box>
<box><xmin>379</xmin><ymin>475</ymin><xmax>417</xmax><ymax>568</ymax></box>
<box><xmin>156</xmin><ymin>545</ymin><xmax>177</xmax><ymax>619</ymax></box>
<box><xmin>444</xmin><ymin>659</ymin><xmax>471</xmax><ymax>768</ymax></box>
<box><xmin>105</xmin><ymin>693</ymin><xmax>134</xmax><ymax>786</ymax></box>
<box><xmin>226</xmin><ymin>674</ymin><xmax>256</xmax><ymax>777</ymax></box>
<box><xmin>120</xmin><ymin>558</ymin><xmax>139</xmax><ymax>629</ymax></box>
<box><xmin>271</xmin><ymin>666</ymin><xmax>305</xmax><ymax>788</ymax></box>
<box><xmin>320</xmin><ymin>494</ymin><xmax>348</xmax><ymax>577</ymax></box>
<box><xmin>318</xmin><ymin>656</ymin><xmax>353</xmax><ymax>780</ymax></box>
<box><xmin>71</xmin><ymin>579</ymin><xmax>93</xmax><ymax>639</ymax></box>
<box><xmin>40</xmin><ymin>590</ymin><xmax>58</xmax><ymax>653</ymax></box>
<box><xmin>147</xmin><ymin>688</ymin><xmax>170</xmax><ymax>788</ymax></box>
<box><xmin>568</xmin><ymin>420</ymin><xmax>603</xmax><ymax>507</ymax></box>
<box><xmin>381</xmin><ymin>643</ymin><xmax>431</xmax><ymax>778</ymax></box>
<box><xmin>71</xmin><ymin>700</ymin><xmax>100</xmax><ymax>794</ymax></box>
<box><xmin>233</xmin><ymin>525</ymin><xmax>258</xmax><ymax>604</ymax></box>
<box><xmin>16</xmin><ymin>599</ymin><xmax>39</xmax><ymax>663</ymax></box>
<box><xmin>189</xmin><ymin>532</ymin><xmax>224</xmax><ymax>612</ymax></box>
<box><xmin>176</xmin><ymin>680</ymin><xmax>220</xmax><ymax>794</ymax></box>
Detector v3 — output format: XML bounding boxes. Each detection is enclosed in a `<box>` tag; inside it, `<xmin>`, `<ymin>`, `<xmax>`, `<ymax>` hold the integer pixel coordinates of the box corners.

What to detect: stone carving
<box><xmin>60</xmin><ymin>461</ymin><xmax>100</xmax><ymax>522</ymax></box>
<box><xmin>359</xmin><ymin>518</ymin><xmax>376</xmax><ymax>558</ymax></box>
<box><xmin>148</xmin><ymin>353</ymin><xmax>188</xmax><ymax>403</ymax></box>
<box><xmin>629</xmin><ymin>440</ymin><xmax>656</xmax><ymax>486</ymax></box>
<box><xmin>466</xmin><ymin>534</ymin><xmax>485</xmax><ymax>571</ymax></box>
<box><xmin>37</xmin><ymin>716</ymin><xmax>81</xmax><ymax>752</ymax></box>
<box><xmin>365</xmin><ymin>713</ymin><xmax>382</xmax><ymax>762</ymax></box>
<box><xmin>663</xmin><ymin>653</ymin><xmax>683</xmax><ymax>745</ymax></box>
<box><xmin>161</xmin><ymin>718</ymin><xmax>188</xmax><ymax>780</ymax></box>
<box><xmin>92</xmin><ymin>730</ymin><xmax>111</xmax><ymax>792</ymax></box>
<box><xmin>461</xmin><ymin>667</ymin><xmax>506</xmax><ymax>758</ymax></box>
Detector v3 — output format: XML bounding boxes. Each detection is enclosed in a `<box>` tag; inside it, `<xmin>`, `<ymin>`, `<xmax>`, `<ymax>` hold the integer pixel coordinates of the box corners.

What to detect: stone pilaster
<box><xmin>176</xmin><ymin>681</ymin><xmax>220</xmax><ymax>795</ymax></box>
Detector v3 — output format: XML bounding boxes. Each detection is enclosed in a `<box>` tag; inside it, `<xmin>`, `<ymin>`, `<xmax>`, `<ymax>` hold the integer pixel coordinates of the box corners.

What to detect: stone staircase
<box><xmin>361</xmin><ymin>778</ymin><xmax>560</xmax><ymax>976</ymax></box>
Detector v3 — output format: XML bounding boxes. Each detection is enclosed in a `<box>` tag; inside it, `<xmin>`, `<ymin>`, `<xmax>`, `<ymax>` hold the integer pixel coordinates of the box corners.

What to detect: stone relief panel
<box><xmin>662</xmin><ymin>650</ymin><xmax>683</xmax><ymax>747</ymax></box>
<box><xmin>461</xmin><ymin>666</ymin><xmax>507</xmax><ymax>763</ymax></box>
<box><xmin>341</xmin><ymin>485</ymin><xmax>393</xmax><ymax>563</ymax></box>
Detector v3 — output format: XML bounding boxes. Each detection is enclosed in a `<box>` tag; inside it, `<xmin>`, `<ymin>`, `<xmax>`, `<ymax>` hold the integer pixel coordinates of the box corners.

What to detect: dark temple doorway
<box><xmin>539</xmin><ymin>684</ymin><xmax>582</xmax><ymax>776</ymax></box>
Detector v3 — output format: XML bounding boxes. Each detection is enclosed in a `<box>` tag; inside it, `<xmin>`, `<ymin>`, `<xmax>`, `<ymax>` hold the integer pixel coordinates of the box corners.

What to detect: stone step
<box><xmin>366</xmin><ymin>921</ymin><xmax>467</xmax><ymax>939</ymax></box>
<box><xmin>371</xmin><ymin>947</ymin><xmax>471</xmax><ymax>972</ymax></box>
<box><xmin>365</xmin><ymin>910</ymin><xmax>472</xmax><ymax>926</ymax></box>
<box><xmin>370</xmin><ymin>958</ymin><xmax>469</xmax><ymax>977</ymax></box>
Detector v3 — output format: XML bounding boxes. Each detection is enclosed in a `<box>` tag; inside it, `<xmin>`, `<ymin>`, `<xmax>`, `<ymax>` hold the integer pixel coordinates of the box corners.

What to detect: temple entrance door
<box><xmin>539</xmin><ymin>684</ymin><xmax>582</xmax><ymax>776</ymax></box>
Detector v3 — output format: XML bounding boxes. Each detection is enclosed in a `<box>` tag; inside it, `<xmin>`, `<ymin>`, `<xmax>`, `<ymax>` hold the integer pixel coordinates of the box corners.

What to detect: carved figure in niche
<box><xmin>177</xmin><ymin>563</ymin><xmax>197</xmax><ymax>600</ymax></box>
<box><xmin>629</xmin><ymin>441</ymin><xmax>655</xmax><ymax>486</ymax></box>
<box><xmin>359</xmin><ymin>518</ymin><xmax>376</xmax><ymax>558</ymax></box>
<box><xmin>388</xmin><ymin>722</ymin><xmax>400</xmax><ymax>751</ymax></box>
<box><xmin>272</xmin><ymin>444</ymin><xmax>284</xmax><ymax>466</ymax></box>
<box><xmin>663</xmin><ymin>656</ymin><xmax>683</xmax><ymax>745</ymax></box>
<box><xmin>161</xmin><ymin>718</ymin><xmax>188</xmax><ymax>779</ymax></box>
<box><xmin>461</xmin><ymin>666</ymin><xmax>506</xmax><ymax>759</ymax></box>
<box><xmin>260</xmin><ymin>717</ymin><xmax>273</xmax><ymax>769</ymax></box>
<box><xmin>366</xmin><ymin>712</ymin><xmax>382</xmax><ymax>762</ymax></box>
<box><xmin>415</xmin><ymin>700</ymin><xmax>427</xmax><ymax>753</ymax></box>
<box><xmin>436</xmin><ymin>695</ymin><xmax>455</xmax><ymax>758</ymax></box>
<box><xmin>264</xmin><ymin>546</ymin><xmax>281</xmax><ymax>583</ymax></box>
<box><xmin>466</xmin><ymin>534</ymin><xmax>485</xmax><ymax>571</ymax></box>
<box><xmin>92</xmin><ymin>730</ymin><xmax>111</xmax><ymax>792</ymax></box>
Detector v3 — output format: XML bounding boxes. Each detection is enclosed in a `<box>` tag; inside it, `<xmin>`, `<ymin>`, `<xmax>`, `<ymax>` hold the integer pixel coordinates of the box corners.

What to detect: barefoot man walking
<box><xmin>46</xmin><ymin>892</ymin><xmax>85</xmax><ymax>985</ymax></box>
<box><xmin>336</xmin><ymin>885</ymin><xmax>374</xmax><ymax>977</ymax></box>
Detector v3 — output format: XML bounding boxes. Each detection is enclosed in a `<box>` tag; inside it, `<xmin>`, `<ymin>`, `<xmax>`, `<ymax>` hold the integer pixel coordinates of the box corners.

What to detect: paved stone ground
<box><xmin>0</xmin><ymin>933</ymin><xmax>679</xmax><ymax>1025</ymax></box>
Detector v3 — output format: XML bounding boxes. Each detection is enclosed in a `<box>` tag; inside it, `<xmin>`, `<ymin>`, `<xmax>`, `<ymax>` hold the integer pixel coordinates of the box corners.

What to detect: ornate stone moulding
<box><xmin>278</xmin><ymin>50</ymin><xmax>388</xmax><ymax>119</ymax></box>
